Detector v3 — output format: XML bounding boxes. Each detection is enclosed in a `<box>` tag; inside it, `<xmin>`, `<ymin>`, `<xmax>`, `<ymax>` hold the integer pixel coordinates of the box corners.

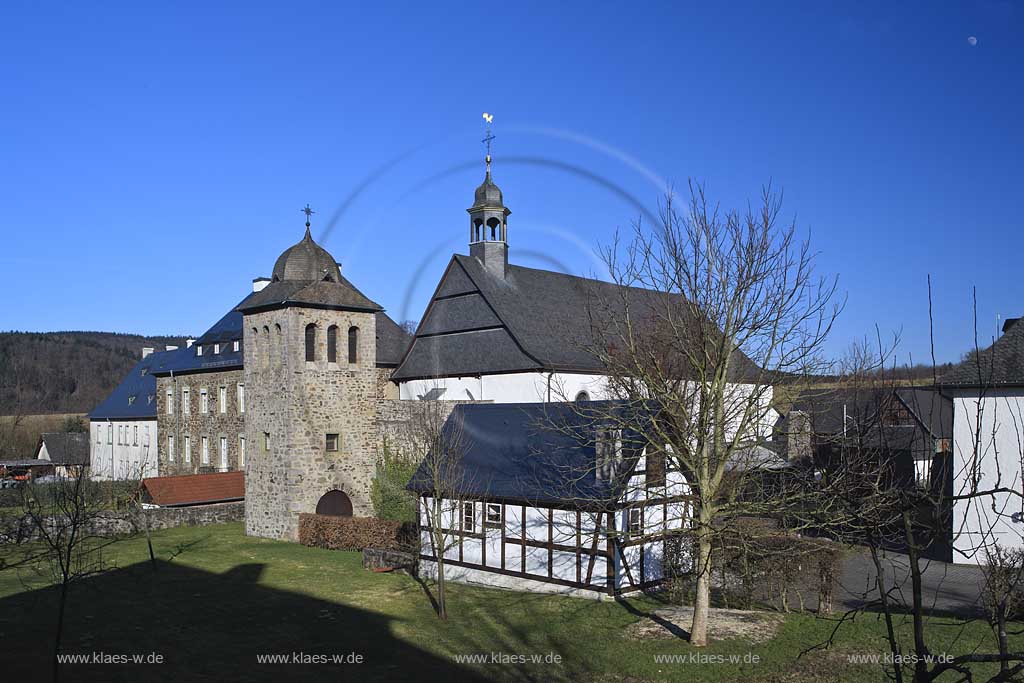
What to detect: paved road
<box><xmin>836</xmin><ymin>550</ymin><xmax>987</xmax><ymax>616</ymax></box>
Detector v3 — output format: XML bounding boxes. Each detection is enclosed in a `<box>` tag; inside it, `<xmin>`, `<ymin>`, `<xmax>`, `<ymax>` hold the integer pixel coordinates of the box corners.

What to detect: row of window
<box><xmin>456</xmin><ymin>501</ymin><xmax>643</xmax><ymax>536</ymax></box>
<box><xmin>195</xmin><ymin>340</ymin><xmax>241</xmax><ymax>357</ymax></box>
<box><xmin>248</xmin><ymin>323</ymin><xmax>359</xmax><ymax>366</ymax></box>
<box><xmin>167</xmin><ymin>433</ymin><xmax>245</xmax><ymax>469</ymax></box>
<box><xmin>304</xmin><ymin>324</ymin><xmax>358</xmax><ymax>363</ymax></box>
<box><xmin>460</xmin><ymin>501</ymin><xmax>503</xmax><ymax>533</ymax></box>
<box><xmin>166</xmin><ymin>383</ymin><xmax>244</xmax><ymax>415</ymax></box>
<box><xmin>96</xmin><ymin>424</ymin><xmax>149</xmax><ymax>447</ymax></box>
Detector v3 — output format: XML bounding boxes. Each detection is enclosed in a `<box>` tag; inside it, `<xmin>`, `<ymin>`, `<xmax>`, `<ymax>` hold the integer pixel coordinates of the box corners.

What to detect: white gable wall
<box><xmin>89</xmin><ymin>419</ymin><xmax>159</xmax><ymax>480</ymax></box>
<box><xmin>949</xmin><ymin>388</ymin><xmax>1024</xmax><ymax>563</ymax></box>
<box><xmin>399</xmin><ymin>372</ymin><xmax>778</xmax><ymax>440</ymax></box>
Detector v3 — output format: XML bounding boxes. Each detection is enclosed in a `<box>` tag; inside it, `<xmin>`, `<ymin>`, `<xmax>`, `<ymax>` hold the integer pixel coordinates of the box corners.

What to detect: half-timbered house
<box><xmin>408</xmin><ymin>401</ymin><xmax>694</xmax><ymax>598</ymax></box>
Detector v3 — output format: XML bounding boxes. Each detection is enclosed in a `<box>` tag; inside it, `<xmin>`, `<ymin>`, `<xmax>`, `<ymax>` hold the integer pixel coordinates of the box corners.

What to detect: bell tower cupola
<box><xmin>468</xmin><ymin>114</ymin><xmax>510</xmax><ymax>278</ymax></box>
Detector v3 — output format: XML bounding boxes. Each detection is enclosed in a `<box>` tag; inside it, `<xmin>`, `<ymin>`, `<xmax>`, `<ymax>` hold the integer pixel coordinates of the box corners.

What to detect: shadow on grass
<box><xmin>0</xmin><ymin>559</ymin><xmax>487</xmax><ymax>682</ymax></box>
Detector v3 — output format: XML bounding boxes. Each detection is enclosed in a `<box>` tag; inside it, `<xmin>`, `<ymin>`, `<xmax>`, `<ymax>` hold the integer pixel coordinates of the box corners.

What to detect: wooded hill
<box><xmin>0</xmin><ymin>331</ymin><xmax>190</xmax><ymax>416</ymax></box>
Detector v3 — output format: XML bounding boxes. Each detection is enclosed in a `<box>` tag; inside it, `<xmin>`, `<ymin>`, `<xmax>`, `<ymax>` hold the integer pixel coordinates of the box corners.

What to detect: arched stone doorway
<box><xmin>315</xmin><ymin>489</ymin><xmax>353</xmax><ymax>517</ymax></box>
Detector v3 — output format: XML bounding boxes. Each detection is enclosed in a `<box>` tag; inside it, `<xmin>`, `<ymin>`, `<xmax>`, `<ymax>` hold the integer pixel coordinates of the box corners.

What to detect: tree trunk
<box><xmin>869</xmin><ymin>543</ymin><xmax>904</xmax><ymax>683</ymax></box>
<box><xmin>140</xmin><ymin>506</ymin><xmax>157</xmax><ymax>571</ymax></box>
<box><xmin>690</xmin><ymin>528</ymin><xmax>713</xmax><ymax>646</ymax></box>
<box><xmin>902</xmin><ymin>510</ymin><xmax>930</xmax><ymax>683</ymax></box>
<box><xmin>52</xmin><ymin>578</ymin><xmax>69</xmax><ymax>683</ymax></box>
<box><xmin>436</xmin><ymin>549</ymin><xmax>448</xmax><ymax>621</ymax></box>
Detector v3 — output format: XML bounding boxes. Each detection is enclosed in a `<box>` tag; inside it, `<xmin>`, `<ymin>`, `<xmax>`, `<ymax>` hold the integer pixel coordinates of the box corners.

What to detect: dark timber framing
<box><xmin>418</xmin><ymin>483</ymin><xmax>694</xmax><ymax>596</ymax></box>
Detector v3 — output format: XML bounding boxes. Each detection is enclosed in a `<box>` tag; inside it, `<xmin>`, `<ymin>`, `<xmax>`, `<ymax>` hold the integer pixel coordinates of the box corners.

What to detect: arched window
<box><xmin>487</xmin><ymin>216</ymin><xmax>501</xmax><ymax>240</ymax></box>
<box><xmin>575</xmin><ymin>390</ymin><xmax>590</xmax><ymax>403</ymax></box>
<box><xmin>305</xmin><ymin>323</ymin><xmax>317</xmax><ymax>362</ymax></box>
<box><xmin>473</xmin><ymin>218</ymin><xmax>483</xmax><ymax>242</ymax></box>
<box><xmin>315</xmin><ymin>489</ymin><xmax>352</xmax><ymax>517</ymax></box>
<box><xmin>262</xmin><ymin>326</ymin><xmax>270</xmax><ymax>367</ymax></box>
<box><xmin>348</xmin><ymin>326</ymin><xmax>359</xmax><ymax>364</ymax></box>
<box><xmin>327</xmin><ymin>325</ymin><xmax>338</xmax><ymax>363</ymax></box>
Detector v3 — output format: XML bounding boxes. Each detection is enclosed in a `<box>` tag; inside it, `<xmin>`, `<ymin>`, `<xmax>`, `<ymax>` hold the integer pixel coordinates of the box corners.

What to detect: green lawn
<box><xmin>0</xmin><ymin>522</ymin><xmax>1016</xmax><ymax>682</ymax></box>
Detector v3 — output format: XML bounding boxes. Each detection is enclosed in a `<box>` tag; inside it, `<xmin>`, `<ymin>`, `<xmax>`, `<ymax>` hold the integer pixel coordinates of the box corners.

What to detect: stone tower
<box><xmin>467</xmin><ymin>154</ymin><xmax>511</xmax><ymax>278</ymax></box>
<box><xmin>240</xmin><ymin>218</ymin><xmax>384</xmax><ymax>541</ymax></box>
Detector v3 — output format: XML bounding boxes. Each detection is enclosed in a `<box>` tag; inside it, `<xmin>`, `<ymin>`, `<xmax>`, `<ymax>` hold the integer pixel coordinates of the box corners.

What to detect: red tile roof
<box><xmin>142</xmin><ymin>471</ymin><xmax>244</xmax><ymax>507</ymax></box>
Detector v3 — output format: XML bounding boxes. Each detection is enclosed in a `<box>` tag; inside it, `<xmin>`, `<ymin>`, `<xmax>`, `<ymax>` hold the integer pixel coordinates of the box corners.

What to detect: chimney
<box><xmin>781</xmin><ymin>410</ymin><xmax>812</xmax><ymax>462</ymax></box>
<box><xmin>165</xmin><ymin>345</ymin><xmax>178</xmax><ymax>351</ymax></box>
<box><xmin>252</xmin><ymin>277</ymin><xmax>270</xmax><ymax>293</ymax></box>
<box><xmin>1003</xmin><ymin>317</ymin><xmax>1020</xmax><ymax>335</ymax></box>
<box><xmin>186</xmin><ymin>339</ymin><xmax>196</xmax><ymax>348</ymax></box>
<box><xmin>141</xmin><ymin>347</ymin><xmax>154</xmax><ymax>359</ymax></box>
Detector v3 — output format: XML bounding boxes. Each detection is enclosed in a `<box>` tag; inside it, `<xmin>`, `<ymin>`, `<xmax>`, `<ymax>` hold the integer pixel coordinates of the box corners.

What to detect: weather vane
<box><xmin>482</xmin><ymin>112</ymin><xmax>495</xmax><ymax>160</ymax></box>
<box><xmin>301</xmin><ymin>204</ymin><xmax>315</xmax><ymax>228</ymax></box>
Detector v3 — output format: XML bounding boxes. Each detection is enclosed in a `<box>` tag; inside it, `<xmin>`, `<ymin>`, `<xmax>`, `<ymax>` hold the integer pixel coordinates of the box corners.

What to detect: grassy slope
<box><xmin>0</xmin><ymin>523</ymin><xmax>1014</xmax><ymax>683</ymax></box>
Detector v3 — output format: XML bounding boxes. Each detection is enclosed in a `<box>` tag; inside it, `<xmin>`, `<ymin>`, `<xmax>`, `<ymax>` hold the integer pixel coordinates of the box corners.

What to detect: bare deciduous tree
<box><xmin>402</xmin><ymin>398</ymin><xmax>471</xmax><ymax>621</ymax></box>
<box><xmin>559</xmin><ymin>181</ymin><xmax>839</xmax><ymax>646</ymax></box>
<box><xmin>785</xmin><ymin>290</ymin><xmax>1024</xmax><ymax>682</ymax></box>
<box><xmin>21</xmin><ymin>467</ymin><xmax>112</xmax><ymax>682</ymax></box>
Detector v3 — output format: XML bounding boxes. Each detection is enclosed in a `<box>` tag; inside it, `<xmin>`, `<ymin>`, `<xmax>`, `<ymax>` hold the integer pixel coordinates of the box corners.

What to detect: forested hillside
<box><xmin>0</xmin><ymin>331</ymin><xmax>190</xmax><ymax>415</ymax></box>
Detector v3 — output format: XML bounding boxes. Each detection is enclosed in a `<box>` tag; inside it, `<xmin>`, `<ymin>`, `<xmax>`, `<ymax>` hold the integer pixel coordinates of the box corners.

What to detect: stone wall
<box><xmin>0</xmin><ymin>501</ymin><xmax>245</xmax><ymax>543</ymax></box>
<box><xmin>156</xmin><ymin>368</ymin><xmax>246</xmax><ymax>476</ymax></box>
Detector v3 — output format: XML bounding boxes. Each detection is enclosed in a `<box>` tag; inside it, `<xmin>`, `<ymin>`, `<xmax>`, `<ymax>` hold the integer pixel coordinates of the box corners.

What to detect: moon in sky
<box><xmin>968</xmin><ymin>36</ymin><xmax>978</xmax><ymax>46</ymax></box>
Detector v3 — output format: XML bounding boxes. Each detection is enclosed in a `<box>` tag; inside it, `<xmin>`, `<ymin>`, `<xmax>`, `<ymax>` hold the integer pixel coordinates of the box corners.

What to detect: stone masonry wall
<box><xmin>0</xmin><ymin>501</ymin><xmax>245</xmax><ymax>543</ymax></box>
<box><xmin>156</xmin><ymin>368</ymin><xmax>246</xmax><ymax>476</ymax></box>
<box><xmin>244</xmin><ymin>306</ymin><xmax>380</xmax><ymax>541</ymax></box>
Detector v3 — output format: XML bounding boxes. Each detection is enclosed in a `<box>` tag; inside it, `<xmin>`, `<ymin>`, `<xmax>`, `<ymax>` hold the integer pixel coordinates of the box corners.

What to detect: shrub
<box><xmin>298</xmin><ymin>513</ymin><xmax>417</xmax><ymax>552</ymax></box>
<box><xmin>715</xmin><ymin>518</ymin><xmax>844</xmax><ymax>613</ymax></box>
<box><xmin>370</xmin><ymin>440</ymin><xmax>419</xmax><ymax>523</ymax></box>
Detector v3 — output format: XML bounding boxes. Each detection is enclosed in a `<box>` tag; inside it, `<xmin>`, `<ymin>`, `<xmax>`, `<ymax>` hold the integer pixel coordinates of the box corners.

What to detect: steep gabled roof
<box><xmin>36</xmin><ymin>432</ymin><xmax>90</xmax><ymax>466</ymax></box>
<box><xmin>142</xmin><ymin>471</ymin><xmax>244</xmax><ymax>507</ymax></box>
<box><xmin>88</xmin><ymin>349</ymin><xmax>172</xmax><ymax>420</ymax></box>
<box><xmin>392</xmin><ymin>254</ymin><xmax>761</xmax><ymax>382</ymax></box>
<box><xmin>940</xmin><ymin>322</ymin><xmax>1024</xmax><ymax>387</ymax></box>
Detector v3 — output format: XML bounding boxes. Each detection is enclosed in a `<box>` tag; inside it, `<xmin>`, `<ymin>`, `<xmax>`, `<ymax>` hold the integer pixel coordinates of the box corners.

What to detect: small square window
<box><xmin>485</xmin><ymin>503</ymin><xmax>502</xmax><ymax>528</ymax></box>
<box><xmin>263</xmin><ymin>432</ymin><xmax>271</xmax><ymax>451</ymax></box>
<box><xmin>326</xmin><ymin>433</ymin><xmax>339</xmax><ymax>452</ymax></box>
<box><xmin>233</xmin><ymin>340</ymin><xmax>240</xmax><ymax>353</ymax></box>
<box><xmin>196</xmin><ymin>345</ymin><xmax>203</xmax><ymax>356</ymax></box>
<box><xmin>462</xmin><ymin>501</ymin><xmax>475</xmax><ymax>532</ymax></box>
<box><xmin>214</xmin><ymin>343</ymin><xmax>220</xmax><ymax>354</ymax></box>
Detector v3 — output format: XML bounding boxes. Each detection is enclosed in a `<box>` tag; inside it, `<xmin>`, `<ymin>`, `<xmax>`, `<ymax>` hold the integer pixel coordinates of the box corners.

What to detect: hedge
<box><xmin>298</xmin><ymin>513</ymin><xmax>418</xmax><ymax>552</ymax></box>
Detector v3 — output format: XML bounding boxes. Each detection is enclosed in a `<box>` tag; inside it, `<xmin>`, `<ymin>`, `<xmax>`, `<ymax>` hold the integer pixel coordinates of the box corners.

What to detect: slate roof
<box><xmin>151</xmin><ymin>302</ymin><xmax>245</xmax><ymax>376</ymax></box>
<box><xmin>235</xmin><ymin>273</ymin><xmax>382</xmax><ymax>315</ymax></box>
<box><xmin>895</xmin><ymin>387</ymin><xmax>952</xmax><ymax>440</ymax></box>
<box><xmin>142</xmin><ymin>471</ymin><xmax>244</xmax><ymax>507</ymax></box>
<box><xmin>392</xmin><ymin>254</ymin><xmax>761</xmax><ymax>382</ymax></box>
<box><xmin>406</xmin><ymin>401</ymin><xmax>655</xmax><ymax>508</ymax></box>
<box><xmin>785</xmin><ymin>385</ymin><xmax>950</xmax><ymax>457</ymax></box>
<box><xmin>940</xmin><ymin>321</ymin><xmax>1024</xmax><ymax>387</ymax></box>
<box><xmin>88</xmin><ymin>349</ymin><xmax>173</xmax><ymax>420</ymax></box>
<box><xmin>374</xmin><ymin>312</ymin><xmax>412</xmax><ymax>367</ymax></box>
<box><xmin>36</xmin><ymin>432</ymin><xmax>90</xmax><ymax>466</ymax></box>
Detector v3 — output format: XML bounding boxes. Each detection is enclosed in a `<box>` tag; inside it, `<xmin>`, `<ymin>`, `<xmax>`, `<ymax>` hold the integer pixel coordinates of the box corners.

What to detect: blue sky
<box><xmin>1</xmin><ymin>1</ymin><xmax>1020</xmax><ymax>365</ymax></box>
